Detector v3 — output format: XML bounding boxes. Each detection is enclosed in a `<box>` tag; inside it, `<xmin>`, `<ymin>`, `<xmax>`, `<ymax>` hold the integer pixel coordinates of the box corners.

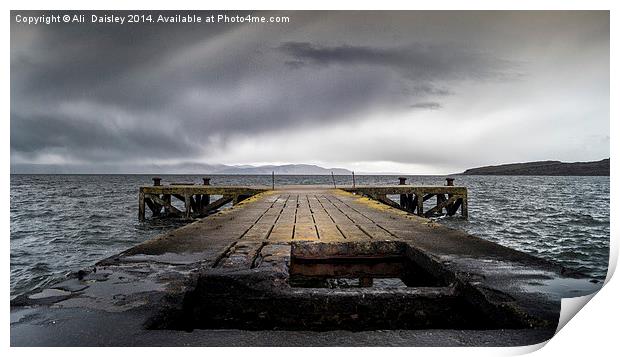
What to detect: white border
<box><xmin>2</xmin><ymin>1</ymin><xmax>616</xmax><ymax>356</ymax></box>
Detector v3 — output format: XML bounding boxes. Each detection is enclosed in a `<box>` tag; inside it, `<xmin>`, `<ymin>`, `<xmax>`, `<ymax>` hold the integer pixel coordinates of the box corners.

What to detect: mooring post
<box><xmin>352</xmin><ymin>171</ymin><xmax>356</xmax><ymax>188</ymax></box>
<box><xmin>331</xmin><ymin>171</ymin><xmax>336</xmax><ymax>189</ymax></box>
<box><xmin>446</xmin><ymin>178</ymin><xmax>455</xmax><ymax>186</ymax></box>
<box><xmin>152</xmin><ymin>177</ymin><xmax>162</xmax><ymax>186</ymax></box>
<box><xmin>272</xmin><ymin>171</ymin><xmax>275</xmax><ymax>190</ymax></box>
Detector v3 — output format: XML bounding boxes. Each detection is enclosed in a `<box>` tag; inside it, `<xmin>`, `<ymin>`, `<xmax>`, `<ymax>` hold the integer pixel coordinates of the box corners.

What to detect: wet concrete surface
<box><xmin>10</xmin><ymin>306</ymin><xmax>555</xmax><ymax>347</ymax></box>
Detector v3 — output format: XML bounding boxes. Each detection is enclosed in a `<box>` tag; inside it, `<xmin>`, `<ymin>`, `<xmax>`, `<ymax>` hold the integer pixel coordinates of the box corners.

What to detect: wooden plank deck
<box><xmin>122</xmin><ymin>186</ymin><xmax>475</xmax><ymax>270</ymax></box>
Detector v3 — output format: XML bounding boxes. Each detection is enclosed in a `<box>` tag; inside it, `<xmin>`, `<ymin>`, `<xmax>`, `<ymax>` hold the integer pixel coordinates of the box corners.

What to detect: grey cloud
<box><xmin>409</xmin><ymin>102</ymin><xmax>441</xmax><ymax>110</ymax></box>
<box><xmin>10</xmin><ymin>11</ymin><xmax>608</xmax><ymax>172</ymax></box>
<box><xmin>10</xmin><ymin>113</ymin><xmax>196</xmax><ymax>162</ymax></box>
<box><xmin>15</xmin><ymin>18</ymin><xmax>491</xmax><ymax>163</ymax></box>
<box><xmin>278</xmin><ymin>41</ymin><xmax>518</xmax><ymax>80</ymax></box>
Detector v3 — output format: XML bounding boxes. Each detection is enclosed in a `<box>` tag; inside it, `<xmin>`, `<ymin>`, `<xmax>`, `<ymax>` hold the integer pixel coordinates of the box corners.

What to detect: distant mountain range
<box><xmin>11</xmin><ymin>162</ymin><xmax>352</xmax><ymax>175</ymax></box>
<box><xmin>212</xmin><ymin>164</ymin><xmax>351</xmax><ymax>175</ymax></box>
<box><xmin>460</xmin><ymin>158</ymin><xmax>610</xmax><ymax>176</ymax></box>
<box><xmin>12</xmin><ymin>159</ymin><xmax>610</xmax><ymax>176</ymax></box>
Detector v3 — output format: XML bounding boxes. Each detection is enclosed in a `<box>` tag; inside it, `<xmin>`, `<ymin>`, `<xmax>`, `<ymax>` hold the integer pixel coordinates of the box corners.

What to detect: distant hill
<box><xmin>461</xmin><ymin>158</ymin><xmax>609</xmax><ymax>176</ymax></box>
<box><xmin>10</xmin><ymin>162</ymin><xmax>352</xmax><ymax>175</ymax></box>
<box><xmin>216</xmin><ymin>164</ymin><xmax>351</xmax><ymax>175</ymax></box>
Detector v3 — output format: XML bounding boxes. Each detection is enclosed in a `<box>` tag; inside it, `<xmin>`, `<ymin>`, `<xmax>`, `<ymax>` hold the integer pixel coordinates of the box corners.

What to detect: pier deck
<box><xmin>11</xmin><ymin>186</ymin><xmax>599</xmax><ymax>346</ymax></box>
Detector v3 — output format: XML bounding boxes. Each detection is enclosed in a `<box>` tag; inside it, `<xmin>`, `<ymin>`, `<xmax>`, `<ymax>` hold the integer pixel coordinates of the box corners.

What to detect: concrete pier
<box><xmin>10</xmin><ymin>186</ymin><xmax>599</xmax><ymax>346</ymax></box>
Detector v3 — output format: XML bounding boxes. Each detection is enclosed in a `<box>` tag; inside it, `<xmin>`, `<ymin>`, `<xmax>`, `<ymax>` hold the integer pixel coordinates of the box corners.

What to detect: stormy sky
<box><xmin>11</xmin><ymin>11</ymin><xmax>609</xmax><ymax>174</ymax></box>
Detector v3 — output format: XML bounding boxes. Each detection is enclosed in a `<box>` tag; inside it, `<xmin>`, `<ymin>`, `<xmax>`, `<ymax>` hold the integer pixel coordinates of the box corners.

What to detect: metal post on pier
<box><xmin>352</xmin><ymin>171</ymin><xmax>356</xmax><ymax>189</ymax></box>
<box><xmin>331</xmin><ymin>171</ymin><xmax>336</xmax><ymax>188</ymax></box>
<box><xmin>272</xmin><ymin>171</ymin><xmax>275</xmax><ymax>190</ymax></box>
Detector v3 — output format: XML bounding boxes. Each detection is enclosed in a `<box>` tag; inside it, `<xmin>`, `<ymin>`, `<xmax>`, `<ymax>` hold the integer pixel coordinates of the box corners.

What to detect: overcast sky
<box><xmin>11</xmin><ymin>11</ymin><xmax>609</xmax><ymax>174</ymax></box>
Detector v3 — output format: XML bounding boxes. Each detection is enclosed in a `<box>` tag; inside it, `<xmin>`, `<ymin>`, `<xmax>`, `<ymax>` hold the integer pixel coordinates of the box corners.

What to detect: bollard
<box><xmin>202</xmin><ymin>177</ymin><xmax>211</xmax><ymax>186</ymax></box>
<box><xmin>446</xmin><ymin>178</ymin><xmax>455</xmax><ymax>186</ymax></box>
<box><xmin>152</xmin><ymin>177</ymin><xmax>162</xmax><ymax>186</ymax></box>
<box><xmin>398</xmin><ymin>177</ymin><xmax>407</xmax><ymax>185</ymax></box>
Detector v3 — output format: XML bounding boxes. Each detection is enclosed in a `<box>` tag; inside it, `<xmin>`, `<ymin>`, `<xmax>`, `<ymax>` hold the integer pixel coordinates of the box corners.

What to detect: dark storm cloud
<box><xmin>409</xmin><ymin>102</ymin><xmax>441</xmax><ymax>110</ymax></box>
<box><xmin>10</xmin><ymin>113</ymin><xmax>195</xmax><ymax>162</ymax></box>
<box><xmin>13</xmin><ymin>12</ymin><xmax>514</xmax><ymax>165</ymax></box>
<box><xmin>278</xmin><ymin>41</ymin><xmax>517</xmax><ymax>80</ymax></box>
<box><xmin>11</xmin><ymin>12</ymin><xmax>239</xmax><ymax>110</ymax></box>
<box><xmin>10</xmin><ymin>11</ymin><xmax>608</xmax><ymax>171</ymax></box>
